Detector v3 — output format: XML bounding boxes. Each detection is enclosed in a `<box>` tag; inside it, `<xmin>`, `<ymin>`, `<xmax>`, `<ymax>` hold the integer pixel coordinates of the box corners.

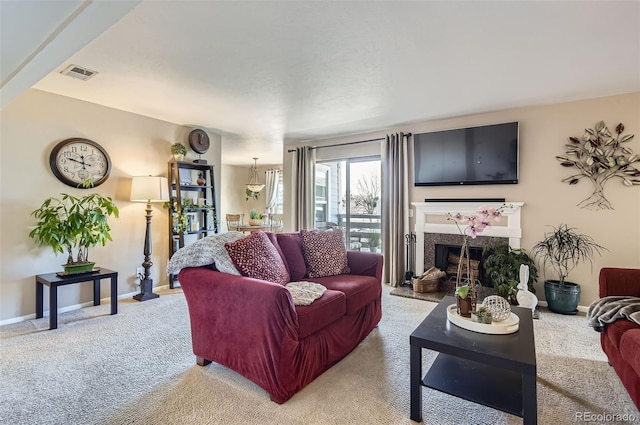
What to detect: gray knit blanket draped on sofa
<box><xmin>587</xmin><ymin>296</ymin><xmax>640</xmax><ymax>332</ymax></box>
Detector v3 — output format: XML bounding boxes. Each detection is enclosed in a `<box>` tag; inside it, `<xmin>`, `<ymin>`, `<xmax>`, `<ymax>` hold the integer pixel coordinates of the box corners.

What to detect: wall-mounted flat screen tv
<box><xmin>413</xmin><ymin>122</ymin><xmax>519</xmax><ymax>186</ymax></box>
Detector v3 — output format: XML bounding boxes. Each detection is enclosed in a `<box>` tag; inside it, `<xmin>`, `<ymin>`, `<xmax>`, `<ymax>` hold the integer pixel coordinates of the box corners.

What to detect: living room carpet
<box><xmin>1</xmin><ymin>285</ymin><xmax>638</xmax><ymax>425</ymax></box>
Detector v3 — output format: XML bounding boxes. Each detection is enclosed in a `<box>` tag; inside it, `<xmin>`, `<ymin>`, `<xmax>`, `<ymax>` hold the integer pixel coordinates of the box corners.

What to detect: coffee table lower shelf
<box><xmin>423</xmin><ymin>353</ymin><xmax>523</xmax><ymax>417</ymax></box>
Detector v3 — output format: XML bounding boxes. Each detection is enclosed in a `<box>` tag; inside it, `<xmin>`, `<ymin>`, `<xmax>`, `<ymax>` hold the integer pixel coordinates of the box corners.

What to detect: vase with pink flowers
<box><xmin>447</xmin><ymin>205</ymin><xmax>505</xmax><ymax>317</ymax></box>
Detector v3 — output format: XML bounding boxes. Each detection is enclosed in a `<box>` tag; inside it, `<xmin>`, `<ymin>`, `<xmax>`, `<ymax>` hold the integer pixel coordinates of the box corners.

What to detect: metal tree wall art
<box><xmin>557</xmin><ymin>121</ymin><xmax>639</xmax><ymax>210</ymax></box>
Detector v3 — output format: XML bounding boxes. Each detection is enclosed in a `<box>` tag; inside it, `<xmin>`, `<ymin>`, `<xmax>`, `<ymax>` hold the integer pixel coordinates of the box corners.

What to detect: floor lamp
<box><xmin>130</xmin><ymin>175</ymin><xmax>169</xmax><ymax>301</ymax></box>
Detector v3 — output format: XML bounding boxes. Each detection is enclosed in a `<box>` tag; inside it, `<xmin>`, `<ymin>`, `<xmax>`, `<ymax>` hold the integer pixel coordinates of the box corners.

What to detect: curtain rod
<box><xmin>287</xmin><ymin>133</ymin><xmax>411</xmax><ymax>153</ymax></box>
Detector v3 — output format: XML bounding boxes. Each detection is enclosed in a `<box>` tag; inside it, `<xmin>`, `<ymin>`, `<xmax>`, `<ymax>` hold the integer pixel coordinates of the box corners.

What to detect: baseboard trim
<box><xmin>0</xmin><ymin>285</ymin><xmax>172</xmax><ymax>327</ymax></box>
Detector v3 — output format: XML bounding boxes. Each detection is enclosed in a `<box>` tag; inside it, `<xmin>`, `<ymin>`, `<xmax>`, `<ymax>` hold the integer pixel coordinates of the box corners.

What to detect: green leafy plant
<box><xmin>471</xmin><ymin>306</ymin><xmax>493</xmax><ymax>324</ymax></box>
<box><xmin>531</xmin><ymin>224</ymin><xmax>606</xmax><ymax>284</ymax></box>
<box><xmin>245</xmin><ymin>188</ymin><xmax>260</xmax><ymax>201</ymax></box>
<box><xmin>171</xmin><ymin>142</ymin><xmax>187</xmax><ymax>156</ymax></box>
<box><xmin>249</xmin><ymin>208</ymin><xmax>263</xmax><ymax>220</ymax></box>
<box><xmin>482</xmin><ymin>241</ymin><xmax>538</xmax><ymax>303</ymax></box>
<box><xmin>163</xmin><ymin>197</ymin><xmax>199</xmax><ymax>233</ymax></box>
<box><xmin>455</xmin><ymin>285</ymin><xmax>470</xmax><ymax>299</ymax></box>
<box><xmin>29</xmin><ymin>192</ymin><xmax>119</xmax><ymax>265</ymax></box>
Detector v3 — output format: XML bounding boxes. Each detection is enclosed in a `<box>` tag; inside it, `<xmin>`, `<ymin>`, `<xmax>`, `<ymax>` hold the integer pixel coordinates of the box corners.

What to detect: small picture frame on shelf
<box><xmin>178</xmin><ymin>168</ymin><xmax>192</xmax><ymax>184</ymax></box>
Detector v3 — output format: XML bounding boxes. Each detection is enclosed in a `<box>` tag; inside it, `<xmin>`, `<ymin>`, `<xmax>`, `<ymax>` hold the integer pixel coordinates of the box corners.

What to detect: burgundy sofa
<box><xmin>598</xmin><ymin>267</ymin><xmax>640</xmax><ymax>410</ymax></box>
<box><xmin>178</xmin><ymin>232</ymin><xmax>383</xmax><ymax>403</ymax></box>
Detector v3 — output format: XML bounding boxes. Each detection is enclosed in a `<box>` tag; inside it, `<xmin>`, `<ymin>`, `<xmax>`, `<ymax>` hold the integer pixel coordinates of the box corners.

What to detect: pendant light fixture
<box><xmin>246</xmin><ymin>157</ymin><xmax>265</xmax><ymax>193</ymax></box>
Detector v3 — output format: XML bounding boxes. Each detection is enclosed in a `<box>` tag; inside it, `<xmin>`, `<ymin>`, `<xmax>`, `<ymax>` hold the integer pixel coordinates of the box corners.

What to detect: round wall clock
<box><xmin>49</xmin><ymin>138</ymin><xmax>112</xmax><ymax>188</ymax></box>
<box><xmin>188</xmin><ymin>129</ymin><xmax>210</xmax><ymax>154</ymax></box>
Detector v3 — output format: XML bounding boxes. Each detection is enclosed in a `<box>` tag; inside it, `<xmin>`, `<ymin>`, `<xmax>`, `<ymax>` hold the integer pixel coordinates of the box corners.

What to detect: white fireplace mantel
<box><xmin>411</xmin><ymin>201</ymin><xmax>524</xmax><ymax>274</ymax></box>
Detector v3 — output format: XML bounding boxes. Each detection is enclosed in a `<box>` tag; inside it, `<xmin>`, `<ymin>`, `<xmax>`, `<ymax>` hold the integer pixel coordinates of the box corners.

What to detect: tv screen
<box><xmin>413</xmin><ymin>122</ymin><xmax>519</xmax><ymax>186</ymax></box>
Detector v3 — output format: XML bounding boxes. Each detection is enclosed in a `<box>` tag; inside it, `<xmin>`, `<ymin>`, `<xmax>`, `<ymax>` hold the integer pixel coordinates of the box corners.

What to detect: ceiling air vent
<box><xmin>60</xmin><ymin>64</ymin><xmax>98</xmax><ymax>81</ymax></box>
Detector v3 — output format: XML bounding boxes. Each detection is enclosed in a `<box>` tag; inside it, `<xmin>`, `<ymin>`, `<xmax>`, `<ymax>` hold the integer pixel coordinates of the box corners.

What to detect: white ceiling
<box><xmin>2</xmin><ymin>1</ymin><xmax>639</xmax><ymax>165</ymax></box>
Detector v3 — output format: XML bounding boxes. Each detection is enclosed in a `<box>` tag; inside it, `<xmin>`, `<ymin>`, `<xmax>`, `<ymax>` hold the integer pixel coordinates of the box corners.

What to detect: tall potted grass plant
<box><xmin>531</xmin><ymin>224</ymin><xmax>606</xmax><ymax>314</ymax></box>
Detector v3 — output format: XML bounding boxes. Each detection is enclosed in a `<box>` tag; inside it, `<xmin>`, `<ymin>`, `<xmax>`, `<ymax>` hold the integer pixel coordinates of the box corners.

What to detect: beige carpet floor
<box><xmin>1</xmin><ymin>285</ymin><xmax>638</xmax><ymax>425</ymax></box>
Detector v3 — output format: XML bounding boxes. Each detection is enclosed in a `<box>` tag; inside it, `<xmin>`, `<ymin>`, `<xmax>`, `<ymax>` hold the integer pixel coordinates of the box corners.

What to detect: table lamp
<box><xmin>130</xmin><ymin>175</ymin><xmax>169</xmax><ymax>301</ymax></box>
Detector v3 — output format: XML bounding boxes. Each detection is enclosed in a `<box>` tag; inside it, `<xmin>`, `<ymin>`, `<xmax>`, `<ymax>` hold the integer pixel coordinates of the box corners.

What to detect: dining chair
<box><xmin>269</xmin><ymin>213</ymin><xmax>284</xmax><ymax>232</ymax></box>
<box><xmin>226</xmin><ymin>214</ymin><xmax>244</xmax><ymax>232</ymax></box>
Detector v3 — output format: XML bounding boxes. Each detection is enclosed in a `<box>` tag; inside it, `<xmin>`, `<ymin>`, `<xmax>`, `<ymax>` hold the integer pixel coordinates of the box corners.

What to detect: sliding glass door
<box><xmin>315</xmin><ymin>156</ymin><xmax>381</xmax><ymax>251</ymax></box>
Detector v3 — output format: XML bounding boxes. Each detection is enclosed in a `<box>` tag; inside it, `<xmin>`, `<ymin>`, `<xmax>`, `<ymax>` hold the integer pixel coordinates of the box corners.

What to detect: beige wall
<box><xmin>0</xmin><ymin>89</ymin><xmax>222</xmax><ymax>323</ymax></box>
<box><xmin>285</xmin><ymin>92</ymin><xmax>640</xmax><ymax>308</ymax></box>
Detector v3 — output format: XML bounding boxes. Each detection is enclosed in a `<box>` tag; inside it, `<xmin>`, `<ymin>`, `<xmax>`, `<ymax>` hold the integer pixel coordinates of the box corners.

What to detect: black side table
<box><xmin>35</xmin><ymin>268</ymin><xmax>118</xmax><ymax>330</ymax></box>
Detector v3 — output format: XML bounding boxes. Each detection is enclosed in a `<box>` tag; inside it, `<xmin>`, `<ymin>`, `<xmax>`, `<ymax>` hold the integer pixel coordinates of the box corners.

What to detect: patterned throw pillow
<box><xmin>166</xmin><ymin>231</ymin><xmax>245</xmax><ymax>275</ymax></box>
<box><xmin>300</xmin><ymin>229</ymin><xmax>350</xmax><ymax>278</ymax></box>
<box><xmin>224</xmin><ymin>231</ymin><xmax>290</xmax><ymax>285</ymax></box>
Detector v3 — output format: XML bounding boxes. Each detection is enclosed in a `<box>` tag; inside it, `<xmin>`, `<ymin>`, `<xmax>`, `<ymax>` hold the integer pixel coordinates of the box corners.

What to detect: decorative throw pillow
<box><xmin>224</xmin><ymin>231</ymin><xmax>290</xmax><ymax>285</ymax></box>
<box><xmin>300</xmin><ymin>229</ymin><xmax>350</xmax><ymax>278</ymax></box>
<box><xmin>166</xmin><ymin>232</ymin><xmax>245</xmax><ymax>275</ymax></box>
<box><xmin>276</xmin><ymin>232</ymin><xmax>308</xmax><ymax>281</ymax></box>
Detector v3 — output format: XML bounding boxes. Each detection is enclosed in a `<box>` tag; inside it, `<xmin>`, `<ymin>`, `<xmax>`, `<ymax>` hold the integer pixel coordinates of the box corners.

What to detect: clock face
<box><xmin>188</xmin><ymin>129</ymin><xmax>210</xmax><ymax>154</ymax></box>
<box><xmin>49</xmin><ymin>138</ymin><xmax>112</xmax><ymax>188</ymax></box>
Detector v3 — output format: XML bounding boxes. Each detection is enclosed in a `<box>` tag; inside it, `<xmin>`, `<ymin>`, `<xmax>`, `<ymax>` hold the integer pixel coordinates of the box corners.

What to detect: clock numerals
<box><xmin>50</xmin><ymin>138</ymin><xmax>112</xmax><ymax>188</ymax></box>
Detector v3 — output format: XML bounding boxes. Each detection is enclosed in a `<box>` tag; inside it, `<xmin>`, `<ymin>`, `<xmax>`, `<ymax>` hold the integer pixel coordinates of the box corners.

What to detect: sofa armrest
<box><xmin>599</xmin><ymin>267</ymin><xmax>640</xmax><ymax>298</ymax></box>
<box><xmin>347</xmin><ymin>250</ymin><xmax>383</xmax><ymax>281</ymax></box>
<box><xmin>178</xmin><ymin>267</ymin><xmax>299</xmax><ymax>361</ymax></box>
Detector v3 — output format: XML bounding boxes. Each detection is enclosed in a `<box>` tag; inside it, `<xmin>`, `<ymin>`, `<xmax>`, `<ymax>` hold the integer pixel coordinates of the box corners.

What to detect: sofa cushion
<box><xmin>620</xmin><ymin>329</ymin><xmax>640</xmax><ymax>377</ymax></box>
<box><xmin>309</xmin><ymin>274</ymin><xmax>380</xmax><ymax>315</ymax></box>
<box><xmin>295</xmin><ymin>289</ymin><xmax>346</xmax><ymax>339</ymax></box>
<box><xmin>225</xmin><ymin>231</ymin><xmax>290</xmax><ymax>285</ymax></box>
<box><xmin>605</xmin><ymin>319</ymin><xmax>639</xmax><ymax>351</ymax></box>
<box><xmin>300</xmin><ymin>229</ymin><xmax>350</xmax><ymax>278</ymax></box>
<box><xmin>275</xmin><ymin>232</ymin><xmax>307</xmax><ymax>281</ymax></box>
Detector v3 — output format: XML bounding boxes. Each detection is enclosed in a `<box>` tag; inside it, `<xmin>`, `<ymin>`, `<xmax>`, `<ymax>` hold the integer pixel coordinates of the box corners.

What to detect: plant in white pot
<box><xmin>29</xmin><ymin>192</ymin><xmax>119</xmax><ymax>273</ymax></box>
<box><xmin>531</xmin><ymin>224</ymin><xmax>606</xmax><ymax>314</ymax></box>
<box><xmin>170</xmin><ymin>142</ymin><xmax>187</xmax><ymax>161</ymax></box>
<box><xmin>248</xmin><ymin>208</ymin><xmax>264</xmax><ymax>226</ymax></box>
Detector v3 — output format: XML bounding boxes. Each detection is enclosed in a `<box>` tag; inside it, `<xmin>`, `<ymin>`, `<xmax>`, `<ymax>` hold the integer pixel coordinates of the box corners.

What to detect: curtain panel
<box><xmin>382</xmin><ymin>133</ymin><xmax>410</xmax><ymax>287</ymax></box>
<box><xmin>264</xmin><ymin>169</ymin><xmax>280</xmax><ymax>213</ymax></box>
<box><xmin>293</xmin><ymin>147</ymin><xmax>315</xmax><ymax>230</ymax></box>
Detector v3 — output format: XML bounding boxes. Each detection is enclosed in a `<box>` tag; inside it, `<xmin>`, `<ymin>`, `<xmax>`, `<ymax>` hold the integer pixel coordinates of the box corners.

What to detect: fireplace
<box><xmin>411</xmin><ymin>201</ymin><xmax>524</xmax><ymax>276</ymax></box>
<box><xmin>434</xmin><ymin>243</ymin><xmax>487</xmax><ymax>286</ymax></box>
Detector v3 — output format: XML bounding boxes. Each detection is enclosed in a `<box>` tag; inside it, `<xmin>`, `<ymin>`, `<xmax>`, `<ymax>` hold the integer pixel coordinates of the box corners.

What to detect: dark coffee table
<box><xmin>410</xmin><ymin>296</ymin><xmax>536</xmax><ymax>424</ymax></box>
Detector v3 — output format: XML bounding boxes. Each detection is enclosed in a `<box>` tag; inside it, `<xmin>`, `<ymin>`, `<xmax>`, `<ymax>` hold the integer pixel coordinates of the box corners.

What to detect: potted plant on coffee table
<box><xmin>531</xmin><ymin>224</ymin><xmax>606</xmax><ymax>314</ymax></box>
<box><xmin>29</xmin><ymin>191</ymin><xmax>119</xmax><ymax>274</ymax></box>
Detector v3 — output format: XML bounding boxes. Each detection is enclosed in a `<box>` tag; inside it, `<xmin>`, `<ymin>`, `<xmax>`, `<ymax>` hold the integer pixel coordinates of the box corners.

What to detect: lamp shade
<box><xmin>130</xmin><ymin>176</ymin><xmax>169</xmax><ymax>202</ymax></box>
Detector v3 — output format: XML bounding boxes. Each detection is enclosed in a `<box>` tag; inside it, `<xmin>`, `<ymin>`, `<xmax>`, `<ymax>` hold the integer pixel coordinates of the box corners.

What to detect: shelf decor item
<box><xmin>557</xmin><ymin>121</ymin><xmax>638</xmax><ymax>210</ymax></box>
<box><xmin>130</xmin><ymin>175</ymin><xmax>169</xmax><ymax>301</ymax></box>
<box><xmin>447</xmin><ymin>205</ymin><xmax>506</xmax><ymax>316</ymax></box>
<box><xmin>188</xmin><ymin>128</ymin><xmax>210</xmax><ymax>164</ymax></box>
<box><xmin>29</xmin><ymin>183</ymin><xmax>119</xmax><ymax>274</ymax></box>
<box><xmin>171</xmin><ymin>142</ymin><xmax>187</xmax><ymax>161</ymax></box>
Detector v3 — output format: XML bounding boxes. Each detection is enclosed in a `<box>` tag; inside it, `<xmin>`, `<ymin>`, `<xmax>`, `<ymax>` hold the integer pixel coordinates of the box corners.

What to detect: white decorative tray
<box><xmin>446</xmin><ymin>304</ymin><xmax>519</xmax><ymax>334</ymax></box>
